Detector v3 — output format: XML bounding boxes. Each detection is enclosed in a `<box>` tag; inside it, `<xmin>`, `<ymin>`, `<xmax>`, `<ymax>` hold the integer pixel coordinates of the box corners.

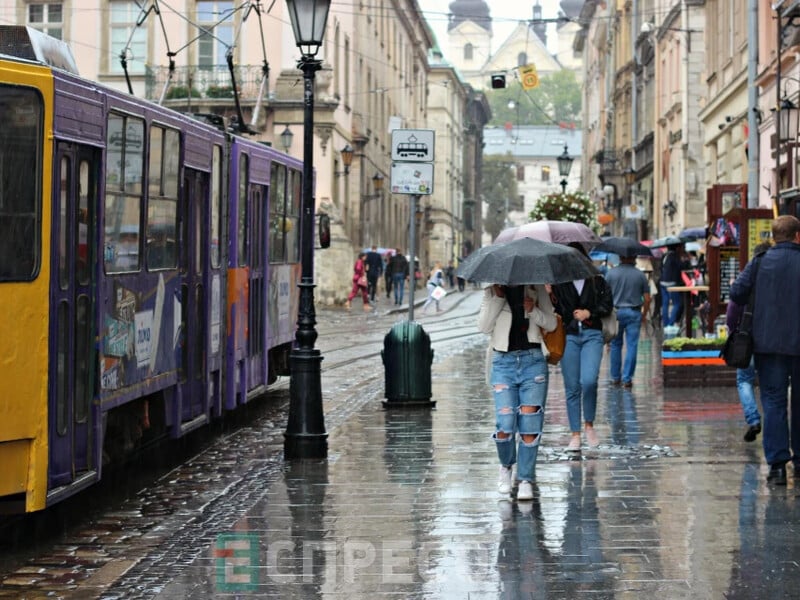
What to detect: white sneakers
<box><xmin>567</xmin><ymin>435</ymin><xmax>581</xmax><ymax>452</ymax></box>
<box><xmin>517</xmin><ymin>481</ymin><xmax>534</xmax><ymax>501</ymax></box>
<box><xmin>498</xmin><ymin>466</ymin><xmax>534</xmax><ymax>501</ymax></box>
<box><xmin>498</xmin><ymin>465</ymin><xmax>513</xmax><ymax>495</ymax></box>
<box><xmin>585</xmin><ymin>426</ymin><xmax>600</xmax><ymax>448</ymax></box>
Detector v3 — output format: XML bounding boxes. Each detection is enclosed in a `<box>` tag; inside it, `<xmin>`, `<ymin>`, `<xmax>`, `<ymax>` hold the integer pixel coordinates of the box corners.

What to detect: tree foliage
<box><xmin>486</xmin><ymin>70</ymin><xmax>582</xmax><ymax>128</ymax></box>
<box><xmin>481</xmin><ymin>154</ymin><xmax>519</xmax><ymax>241</ymax></box>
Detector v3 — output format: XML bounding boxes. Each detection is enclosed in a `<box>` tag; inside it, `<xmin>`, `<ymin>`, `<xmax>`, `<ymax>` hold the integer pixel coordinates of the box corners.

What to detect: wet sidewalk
<box><xmin>124</xmin><ymin>291</ymin><xmax>800</xmax><ymax>598</ymax></box>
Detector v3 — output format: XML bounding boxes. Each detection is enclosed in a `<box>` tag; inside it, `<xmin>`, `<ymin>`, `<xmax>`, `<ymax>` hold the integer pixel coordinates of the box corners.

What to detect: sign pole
<box><xmin>408</xmin><ymin>194</ymin><xmax>417</xmax><ymax>321</ymax></box>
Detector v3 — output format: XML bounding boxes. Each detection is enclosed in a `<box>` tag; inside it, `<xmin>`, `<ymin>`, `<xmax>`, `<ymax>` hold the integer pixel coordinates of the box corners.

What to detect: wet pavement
<box><xmin>4</xmin><ymin>288</ymin><xmax>800</xmax><ymax>598</ymax></box>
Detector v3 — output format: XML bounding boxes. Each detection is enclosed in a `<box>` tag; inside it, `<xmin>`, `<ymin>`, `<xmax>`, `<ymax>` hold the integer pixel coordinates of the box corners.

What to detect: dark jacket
<box><xmin>365</xmin><ymin>251</ymin><xmax>383</xmax><ymax>278</ymax></box>
<box><xmin>551</xmin><ymin>275</ymin><xmax>614</xmax><ymax>336</ymax></box>
<box><xmin>660</xmin><ymin>249</ymin><xmax>682</xmax><ymax>286</ymax></box>
<box><xmin>389</xmin><ymin>253</ymin><xmax>409</xmax><ymax>278</ymax></box>
<box><xmin>730</xmin><ymin>242</ymin><xmax>800</xmax><ymax>356</ymax></box>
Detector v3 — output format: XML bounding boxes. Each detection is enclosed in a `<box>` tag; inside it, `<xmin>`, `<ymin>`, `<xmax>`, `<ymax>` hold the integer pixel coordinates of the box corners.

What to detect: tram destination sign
<box><xmin>391</xmin><ymin>129</ymin><xmax>435</xmax><ymax>162</ymax></box>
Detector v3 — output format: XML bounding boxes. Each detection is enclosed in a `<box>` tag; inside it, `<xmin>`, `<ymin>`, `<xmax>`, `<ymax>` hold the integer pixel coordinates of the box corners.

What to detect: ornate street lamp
<box><xmin>284</xmin><ymin>0</ymin><xmax>331</xmax><ymax>460</ymax></box>
<box><xmin>371</xmin><ymin>171</ymin><xmax>384</xmax><ymax>193</ymax></box>
<box><xmin>335</xmin><ymin>144</ymin><xmax>354</xmax><ymax>176</ymax></box>
<box><xmin>557</xmin><ymin>144</ymin><xmax>573</xmax><ymax>194</ymax></box>
<box><xmin>279</xmin><ymin>125</ymin><xmax>294</xmax><ymax>153</ymax></box>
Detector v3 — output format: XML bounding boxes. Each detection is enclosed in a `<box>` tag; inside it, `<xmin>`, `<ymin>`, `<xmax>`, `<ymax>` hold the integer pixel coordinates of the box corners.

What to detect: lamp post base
<box><xmin>284</xmin><ymin>348</ymin><xmax>328</xmax><ymax>459</ymax></box>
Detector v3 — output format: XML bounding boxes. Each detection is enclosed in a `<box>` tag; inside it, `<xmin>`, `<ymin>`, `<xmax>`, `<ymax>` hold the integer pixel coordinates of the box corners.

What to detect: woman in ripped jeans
<box><xmin>478</xmin><ymin>283</ymin><xmax>557</xmax><ymax>501</ymax></box>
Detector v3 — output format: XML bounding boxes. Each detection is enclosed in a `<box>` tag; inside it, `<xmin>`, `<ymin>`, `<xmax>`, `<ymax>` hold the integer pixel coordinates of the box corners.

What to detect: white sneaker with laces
<box><xmin>517</xmin><ymin>480</ymin><xmax>534</xmax><ymax>501</ymax></box>
<box><xmin>497</xmin><ymin>465</ymin><xmax>512</xmax><ymax>495</ymax></box>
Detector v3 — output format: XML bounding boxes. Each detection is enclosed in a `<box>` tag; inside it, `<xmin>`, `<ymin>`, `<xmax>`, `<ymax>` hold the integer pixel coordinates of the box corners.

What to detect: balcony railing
<box><xmin>594</xmin><ymin>150</ymin><xmax>622</xmax><ymax>174</ymax></box>
<box><xmin>145</xmin><ymin>65</ymin><xmax>267</xmax><ymax>104</ymax></box>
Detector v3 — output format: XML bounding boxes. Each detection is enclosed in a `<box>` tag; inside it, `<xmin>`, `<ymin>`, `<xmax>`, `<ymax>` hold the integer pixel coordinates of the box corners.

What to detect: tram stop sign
<box><xmin>391</xmin><ymin>129</ymin><xmax>435</xmax><ymax>162</ymax></box>
<box><xmin>390</xmin><ymin>129</ymin><xmax>435</xmax><ymax>195</ymax></box>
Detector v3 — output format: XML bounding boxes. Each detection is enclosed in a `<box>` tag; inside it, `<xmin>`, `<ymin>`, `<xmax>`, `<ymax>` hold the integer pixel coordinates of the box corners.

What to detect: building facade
<box><xmin>0</xmin><ymin>0</ymin><xmax>489</xmax><ymax>304</ymax></box>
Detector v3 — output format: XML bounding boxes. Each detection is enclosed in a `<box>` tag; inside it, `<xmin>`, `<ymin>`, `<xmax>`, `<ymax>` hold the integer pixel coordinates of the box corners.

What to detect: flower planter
<box><xmin>661</xmin><ymin>340</ymin><xmax>736</xmax><ymax>387</ymax></box>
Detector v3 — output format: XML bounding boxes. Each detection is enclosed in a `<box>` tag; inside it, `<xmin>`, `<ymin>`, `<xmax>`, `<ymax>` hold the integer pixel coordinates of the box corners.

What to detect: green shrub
<box><xmin>165</xmin><ymin>85</ymin><xmax>201</xmax><ymax>99</ymax></box>
<box><xmin>205</xmin><ymin>85</ymin><xmax>234</xmax><ymax>98</ymax></box>
<box><xmin>662</xmin><ymin>336</ymin><xmax>725</xmax><ymax>351</ymax></box>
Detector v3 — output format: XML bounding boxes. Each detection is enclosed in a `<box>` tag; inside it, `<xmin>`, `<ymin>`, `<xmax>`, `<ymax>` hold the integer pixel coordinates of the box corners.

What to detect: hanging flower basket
<box><xmin>529</xmin><ymin>190</ymin><xmax>599</xmax><ymax>230</ymax></box>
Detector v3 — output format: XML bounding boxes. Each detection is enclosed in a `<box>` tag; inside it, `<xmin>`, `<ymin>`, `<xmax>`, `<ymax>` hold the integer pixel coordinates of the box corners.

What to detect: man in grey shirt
<box><xmin>605</xmin><ymin>255</ymin><xmax>651</xmax><ymax>388</ymax></box>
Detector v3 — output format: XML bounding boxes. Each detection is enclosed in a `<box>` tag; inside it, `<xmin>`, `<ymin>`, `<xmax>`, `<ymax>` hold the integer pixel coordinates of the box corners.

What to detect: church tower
<box><xmin>445</xmin><ymin>0</ymin><xmax>492</xmax><ymax>86</ymax></box>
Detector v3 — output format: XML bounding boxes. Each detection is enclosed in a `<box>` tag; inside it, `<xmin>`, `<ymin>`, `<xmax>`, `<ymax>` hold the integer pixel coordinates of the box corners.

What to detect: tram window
<box><xmin>285</xmin><ymin>169</ymin><xmax>301</xmax><ymax>263</ymax></box>
<box><xmin>210</xmin><ymin>145</ymin><xmax>222</xmax><ymax>268</ymax></box>
<box><xmin>0</xmin><ymin>85</ymin><xmax>42</xmax><ymax>281</ymax></box>
<box><xmin>104</xmin><ymin>194</ymin><xmax>140</xmax><ymax>272</ymax></box>
<box><xmin>147</xmin><ymin>126</ymin><xmax>179</xmax><ymax>270</ymax></box>
<box><xmin>77</xmin><ymin>161</ymin><xmax>91</xmax><ymax>285</ymax></box>
<box><xmin>269</xmin><ymin>163</ymin><xmax>286</xmax><ymax>263</ymax></box>
<box><xmin>59</xmin><ymin>157</ymin><xmax>70</xmax><ymax>290</ymax></box>
<box><xmin>237</xmin><ymin>154</ymin><xmax>249</xmax><ymax>266</ymax></box>
<box><xmin>105</xmin><ymin>114</ymin><xmax>144</xmax><ymax>273</ymax></box>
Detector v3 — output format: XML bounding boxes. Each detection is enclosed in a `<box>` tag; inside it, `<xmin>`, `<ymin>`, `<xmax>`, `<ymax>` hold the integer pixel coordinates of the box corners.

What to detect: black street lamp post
<box><xmin>557</xmin><ymin>144</ymin><xmax>573</xmax><ymax>194</ymax></box>
<box><xmin>284</xmin><ymin>0</ymin><xmax>331</xmax><ymax>460</ymax></box>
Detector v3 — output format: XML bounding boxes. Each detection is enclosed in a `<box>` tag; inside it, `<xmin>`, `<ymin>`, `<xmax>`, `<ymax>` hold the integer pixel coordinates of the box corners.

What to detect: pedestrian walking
<box><xmin>659</xmin><ymin>243</ymin><xmax>686</xmax><ymax>327</ymax></box>
<box><xmin>445</xmin><ymin>259</ymin><xmax>456</xmax><ymax>288</ymax></box>
<box><xmin>551</xmin><ymin>246</ymin><xmax>614</xmax><ymax>452</ymax></box>
<box><xmin>730</xmin><ymin>216</ymin><xmax>800</xmax><ymax>485</ymax></box>
<box><xmin>389</xmin><ymin>249</ymin><xmax>409</xmax><ymax>305</ymax></box>
<box><xmin>364</xmin><ymin>245</ymin><xmax>383</xmax><ymax>303</ymax></box>
<box><xmin>478</xmin><ymin>284</ymin><xmax>558</xmax><ymax>501</ymax></box>
<box><xmin>384</xmin><ymin>251</ymin><xmax>394</xmax><ymax>299</ymax></box>
<box><xmin>604</xmin><ymin>255</ymin><xmax>651</xmax><ymax>388</ymax></box>
<box><xmin>726</xmin><ymin>242</ymin><xmax>771</xmax><ymax>444</ymax></box>
<box><xmin>345</xmin><ymin>252</ymin><xmax>372</xmax><ymax>312</ymax></box>
<box><xmin>422</xmin><ymin>262</ymin><xmax>445</xmax><ymax>313</ymax></box>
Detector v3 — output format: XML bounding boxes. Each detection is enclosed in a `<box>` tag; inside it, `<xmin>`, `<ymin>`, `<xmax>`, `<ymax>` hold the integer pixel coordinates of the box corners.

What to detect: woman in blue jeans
<box><xmin>478</xmin><ymin>284</ymin><xmax>557</xmax><ymax>501</ymax></box>
<box><xmin>726</xmin><ymin>274</ymin><xmax>768</xmax><ymax>442</ymax></box>
<box><xmin>551</xmin><ymin>271</ymin><xmax>614</xmax><ymax>452</ymax></box>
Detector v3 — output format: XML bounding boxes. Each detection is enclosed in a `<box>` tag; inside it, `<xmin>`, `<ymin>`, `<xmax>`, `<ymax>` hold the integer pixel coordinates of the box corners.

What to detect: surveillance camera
<box><xmin>641</xmin><ymin>21</ymin><xmax>654</xmax><ymax>34</ymax></box>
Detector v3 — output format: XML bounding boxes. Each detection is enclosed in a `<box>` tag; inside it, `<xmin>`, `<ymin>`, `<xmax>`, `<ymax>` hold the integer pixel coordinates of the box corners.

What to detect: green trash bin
<box><xmin>381</xmin><ymin>320</ymin><xmax>435</xmax><ymax>408</ymax></box>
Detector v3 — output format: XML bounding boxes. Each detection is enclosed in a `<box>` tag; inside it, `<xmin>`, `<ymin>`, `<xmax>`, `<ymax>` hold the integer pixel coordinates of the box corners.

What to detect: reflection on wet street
<box><xmin>4</xmin><ymin>291</ymin><xmax>800</xmax><ymax>598</ymax></box>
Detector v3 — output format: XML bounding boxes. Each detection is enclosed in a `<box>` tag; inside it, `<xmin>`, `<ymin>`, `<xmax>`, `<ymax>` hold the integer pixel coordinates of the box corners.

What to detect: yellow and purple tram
<box><xmin>0</xmin><ymin>27</ymin><xmax>302</xmax><ymax>513</ymax></box>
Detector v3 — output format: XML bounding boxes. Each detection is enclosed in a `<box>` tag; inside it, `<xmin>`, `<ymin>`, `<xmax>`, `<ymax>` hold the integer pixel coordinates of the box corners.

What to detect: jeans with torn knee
<box><xmin>490</xmin><ymin>347</ymin><xmax>549</xmax><ymax>481</ymax></box>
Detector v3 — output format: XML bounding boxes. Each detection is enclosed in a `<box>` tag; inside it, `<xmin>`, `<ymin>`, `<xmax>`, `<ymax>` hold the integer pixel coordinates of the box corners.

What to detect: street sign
<box><xmin>390</xmin><ymin>162</ymin><xmax>433</xmax><ymax>195</ymax></box>
<box><xmin>391</xmin><ymin>129</ymin><xmax>435</xmax><ymax>162</ymax></box>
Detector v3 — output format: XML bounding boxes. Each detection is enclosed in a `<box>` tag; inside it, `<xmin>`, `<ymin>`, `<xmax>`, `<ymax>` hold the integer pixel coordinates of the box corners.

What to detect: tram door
<box><xmin>49</xmin><ymin>144</ymin><xmax>97</xmax><ymax>487</ymax></box>
<box><xmin>247</xmin><ymin>183</ymin><xmax>268</xmax><ymax>389</ymax></box>
<box><xmin>179</xmin><ymin>168</ymin><xmax>209</xmax><ymax>421</ymax></box>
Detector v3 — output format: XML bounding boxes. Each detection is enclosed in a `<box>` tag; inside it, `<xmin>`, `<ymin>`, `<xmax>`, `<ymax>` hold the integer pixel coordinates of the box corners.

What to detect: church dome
<box><xmin>448</xmin><ymin>0</ymin><xmax>492</xmax><ymax>32</ymax></box>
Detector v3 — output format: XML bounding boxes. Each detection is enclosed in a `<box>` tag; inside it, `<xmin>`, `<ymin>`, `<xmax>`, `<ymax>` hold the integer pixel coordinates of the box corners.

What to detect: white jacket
<box><xmin>477</xmin><ymin>285</ymin><xmax>557</xmax><ymax>352</ymax></box>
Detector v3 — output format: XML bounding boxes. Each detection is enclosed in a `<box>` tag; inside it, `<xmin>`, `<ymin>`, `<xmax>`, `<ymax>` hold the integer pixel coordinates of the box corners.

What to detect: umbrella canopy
<box><xmin>494</xmin><ymin>220</ymin><xmax>603</xmax><ymax>248</ymax></box>
<box><xmin>456</xmin><ymin>237</ymin><xmax>599</xmax><ymax>285</ymax></box>
<box><xmin>678</xmin><ymin>226</ymin><xmax>707</xmax><ymax>240</ymax></box>
<box><xmin>650</xmin><ymin>235</ymin><xmax>686</xmax><ymax>248</ymax></box>
<box><xmin>594</xmin><ymin>236</ymin><xmax>653</xmax><ymax>258</ymax></box>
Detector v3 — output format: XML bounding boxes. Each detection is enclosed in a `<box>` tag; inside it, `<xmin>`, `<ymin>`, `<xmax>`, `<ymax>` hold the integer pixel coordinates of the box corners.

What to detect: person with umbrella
<box><xmin>459</xmin><ymin>238</ymin><xmax>598</xmax><ymax>499</ymax></box>
<box><xmin>478</xmin><ymin>282</ymin><xmax>558</xmax><ymax>501</ymax></box>
<box><xmin>604</xmin><ymin>253</ymin><xmax>652</xmax><ymax>388</ymax></box>
<box><xmin>550</xmin><ymin>243</ymin><xmax>615</xmax><ymax>451</ymax></box>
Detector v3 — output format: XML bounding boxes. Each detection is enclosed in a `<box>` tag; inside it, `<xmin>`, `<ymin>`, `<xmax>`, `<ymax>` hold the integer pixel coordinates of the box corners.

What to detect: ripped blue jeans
<box><xmin>490</xmin><ymin>347</ymin><xmax>549</xmax><ymax>481</ymax></box>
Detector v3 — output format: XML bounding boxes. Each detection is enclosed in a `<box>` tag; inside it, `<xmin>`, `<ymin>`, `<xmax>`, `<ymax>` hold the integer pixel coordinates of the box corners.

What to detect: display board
<box><xmin>704</xmin><ymin>186</ymin><xmax>773</xmax><ymax>327</ymax></box>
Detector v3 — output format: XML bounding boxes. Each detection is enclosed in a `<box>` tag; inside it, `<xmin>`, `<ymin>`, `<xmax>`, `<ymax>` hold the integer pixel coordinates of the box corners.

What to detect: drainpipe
<box><xmin>747</xmin><ymin>0</ymin><xmax>759</xmax><ymax>208</ymax></box>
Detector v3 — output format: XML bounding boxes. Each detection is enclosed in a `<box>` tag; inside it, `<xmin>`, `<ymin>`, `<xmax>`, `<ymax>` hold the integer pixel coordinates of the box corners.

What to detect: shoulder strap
<box><xmin>739</xmin><ymin>256</ymin><xmax>762</xmax><ymax>335</ymax></box>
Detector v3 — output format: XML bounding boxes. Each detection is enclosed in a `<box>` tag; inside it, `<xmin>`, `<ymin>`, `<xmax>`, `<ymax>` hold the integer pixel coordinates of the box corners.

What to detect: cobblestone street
<box><xmin>2</xmin><ymin>289</ymin><xmax>800</xmax><ymax>598</ymax></box>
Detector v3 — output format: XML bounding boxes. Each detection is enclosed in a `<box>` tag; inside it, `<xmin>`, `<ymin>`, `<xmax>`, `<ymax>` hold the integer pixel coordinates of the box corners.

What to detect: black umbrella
<box><xmin>594</xmin><ymin>236</ymin><xmax>653</xmax><ymax>258</ymax></box>
<box><xmin>678</xmin><ymin>226</ymin><xmax>707</xmax><ymax>240</ymax></box>
<box><xmin>650</xmin><ymin>235</ymin><xmax>686</xmax><ymax>248</ymax></box>
<box><xmin>456</xmin><ymin>237</ymin><xmax>599</xmax><ymax>285</ymax></box>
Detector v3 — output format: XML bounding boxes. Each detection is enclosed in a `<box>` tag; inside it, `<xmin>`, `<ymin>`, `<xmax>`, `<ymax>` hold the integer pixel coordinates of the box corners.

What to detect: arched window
<box><xmin>464</xmin><ymin>43</ymin><xmax>473</xmax><ymax>61</ymax></box>
<box><xmin>517</xmin><ymin>52</ymin><xmax>528</xmax><ymax>67</ymax></box>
